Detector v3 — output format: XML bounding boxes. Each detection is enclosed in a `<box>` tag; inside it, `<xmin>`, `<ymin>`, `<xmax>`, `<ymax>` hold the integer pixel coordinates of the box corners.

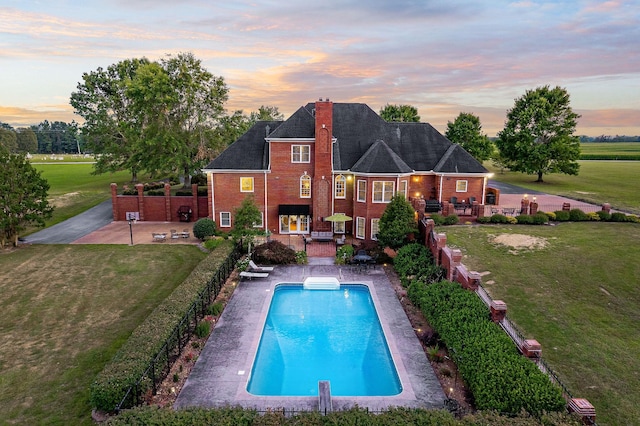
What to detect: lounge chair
<box><xmin>240</xmin><ymin>271</ymin><xmax>269</xmax><ymax>280</ymax></box>
<box><xmin>249</xmin><ymin>260</ymin><xmax>274</xmax><ymax>272</ymax></box>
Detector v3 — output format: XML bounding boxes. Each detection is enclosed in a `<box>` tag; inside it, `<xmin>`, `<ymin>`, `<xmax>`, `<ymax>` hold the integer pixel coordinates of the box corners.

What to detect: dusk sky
<box><xmin>1</xmin><ymin>0</ymin><xmax>638</xmax><ymax>136</ymax></box>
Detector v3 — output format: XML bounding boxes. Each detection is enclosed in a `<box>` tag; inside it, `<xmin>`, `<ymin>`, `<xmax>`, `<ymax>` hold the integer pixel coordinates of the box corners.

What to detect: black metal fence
<box><xmin>114</xmin><ymin>240</ymin><xmax>243</xmax><ymax>412</ymax></box>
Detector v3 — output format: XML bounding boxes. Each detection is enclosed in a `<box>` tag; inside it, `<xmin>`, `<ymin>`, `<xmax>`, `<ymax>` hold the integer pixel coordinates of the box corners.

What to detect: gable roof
<box><xmin>204</xmin><ymin>102</ymin><xmax>488</xmax><ymax>175</ymax></box>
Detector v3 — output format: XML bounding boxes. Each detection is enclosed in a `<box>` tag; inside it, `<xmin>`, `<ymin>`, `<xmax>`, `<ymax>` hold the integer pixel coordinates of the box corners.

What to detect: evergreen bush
<box><xmin>554</xmin><ymin>210</ymin><xmax>570</xmax><ymax>221</ymax></box>
<box><xmin>443</xmin><ymin>214</ymin><xmax>459</xmax><ymax>225</ymax></box>
<box><xmin>610</xmin><ymin>212</ymin><xmax>629</xmax><ymax>222</ymax></box>
<box><xmin>193</xmin><ymin>218</ymin><xmax>217</xmax><ymax>240</ymax></box>
<box><xmin>568</xmin><ymin>208</ymin><xmax>589</xmax><ymax>221</ymax></box>
<box><xmin>596</xmin><ymin>210</ymin><xmax>611</xmax><ymax>221</ymax></box>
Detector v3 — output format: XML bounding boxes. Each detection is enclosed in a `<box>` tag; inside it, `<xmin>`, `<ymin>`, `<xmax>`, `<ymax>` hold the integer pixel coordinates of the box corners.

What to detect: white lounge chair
<box><xmin>240</xmin><ymin>271</ymin><xmax>269</xmax><ymax>280</ymax></box>
<box><xmin>249</xmin><ymin>260</ymin><xmax>274</xmax><ymax>272</ymax></box>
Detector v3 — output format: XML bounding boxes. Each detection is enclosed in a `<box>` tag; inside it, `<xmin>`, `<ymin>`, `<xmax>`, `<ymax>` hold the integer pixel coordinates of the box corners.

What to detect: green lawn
<box><xmin>580</xmin><ymin>142</ymin><xmax>640</xmax><ymax>159</ymax></box>
<box><xmin>443</xmin><ymin>222</ymin><xmax>640</xmax><ymax>426</ymax></box>
<box><xmin>487</xmin><ymin>160</ymin><xmax>640</xmax><ymax>215</ymax></box>
<box><xmin>0</xmin><ymin>245</ymin><xmax>207</xmax><ymax>425</ymax></box>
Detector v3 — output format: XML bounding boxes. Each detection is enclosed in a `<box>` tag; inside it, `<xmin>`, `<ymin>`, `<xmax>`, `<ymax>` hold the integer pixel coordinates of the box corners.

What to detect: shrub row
<box><xmin>393</xmin><ymin>243</ymin><xmax>445</xmax><ymax>287</ymax></box>
<box><xmin>90</xmin><ymin>241</ymin><xmax>235</xmax><ymax>412</ymax></box>
<box><xmin>407</xmin><ymin>280</ymin><xmax>566</xmax><ymax>415</ymax></box>
<box><xmin>107</xmin><ymin>405</ymin><xmax>582</xmax><ymax>425</ymax></box>
<box><xmin>428</xmin><ymin>213</ymin><xmax>459</xmax><ymax>226</ymax></box>
<box><xmin>476</xmin><ymin>209</ymin><xmax>639</xmax><ymax>224</ymax></box>
<box><xmin>580</xmin><ymin>153</ymin><xmax>640</xmax><ymax>160</ymax></box>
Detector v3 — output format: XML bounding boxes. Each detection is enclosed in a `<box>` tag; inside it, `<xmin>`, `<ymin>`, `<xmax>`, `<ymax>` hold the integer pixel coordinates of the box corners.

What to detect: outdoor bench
<box><xmin>310</xmin><ymin>231</ymin><xmax>333</xmax><ymax>242</ymax></box>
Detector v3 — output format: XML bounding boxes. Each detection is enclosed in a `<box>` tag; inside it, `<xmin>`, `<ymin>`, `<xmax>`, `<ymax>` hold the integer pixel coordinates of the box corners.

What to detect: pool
<box><xmin>247</xmin><ymin>281</ymin><xmax>402</xmax><ymax>396</ymax></box>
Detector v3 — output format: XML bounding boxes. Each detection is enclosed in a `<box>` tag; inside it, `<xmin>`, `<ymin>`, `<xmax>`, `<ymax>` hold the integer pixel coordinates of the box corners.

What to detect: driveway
<box><xmin>23</xmin><ymin>200</ymin><xmax>114</xmax><ymax>244</ymax></box>
<box><xmin>488</xmin><ymin>180</ymin><xmax>544</xmax><ymax>195</ymax></box>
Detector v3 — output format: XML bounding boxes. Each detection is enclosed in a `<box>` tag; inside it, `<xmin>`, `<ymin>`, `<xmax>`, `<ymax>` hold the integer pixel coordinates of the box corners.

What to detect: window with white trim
<box><xmin>399</xmin><ymin>180</ymin><xmax>408</xmax><ymax>198</ymax></box>
<box><xmin>300</xmin><ymin>174</ymin><xmax>311</xmax><ymax>198</ymax></box>
<box><xmin>220</xmin><ymin>212</ymin><xmax>231</xmax><ymax>227</ymax></box>
<box><xmin>355</xmin><ymin>217</ymin><xmax>365</xmax><ymax>239</ymax></box>
<box><xmin>371</xmin><ymin>219</ymin><xmax>380</xmax><ymax>240</ymax></box>
<box><xmin>291</xmin><ymin>145</ymin><xmax>310</xmax><ymax>163</ymax></box>
<box><xmin>335</xmin><ymin>175</ymin><xmax>346</xmax><ymax>199</ymax></box>
<box><xmin>253</xmin><ymin>212</ymin><xmax>264</xmax><ymax>228</ymax></box>
<box><xmin>456</xmin><ymin>180</ymin><xmax>468</xmax><ymax>192</ymax></box>
<box><xmin>240</xmin><ymin>177</ymin><xmax>254</xmax><ymax>192</ymax></box>
<box><xmin>357</xmin><ymin>180</ymin><xmax>366</xmax><ymax>202</ymax></box>
<box><xmin>372</xmin><ymin>181</ymin><xmax>394</xmax><ymax>203</ymax></box>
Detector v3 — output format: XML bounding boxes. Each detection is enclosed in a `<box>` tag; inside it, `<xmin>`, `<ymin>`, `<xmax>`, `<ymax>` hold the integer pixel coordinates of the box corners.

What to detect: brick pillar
<box><xmin>110</xmin><ymin>183</ymin><xmax>119</xmax><ymax>221</ymax></box>
<box><xmin>520</xmin><ymin>197</ymin><xmax>530</xmax><ymax>215</ymax></box>
<box><xmin>192</xmin><ymin>183</ymin><xmax>199</xmax><ymax>220</ymax></box>
<box><xmin>602</xmin><ymin>203</ymin><xmax>611</xmax><ymax>213</ymax></box>
<box><xmin>520</xmin><ymin>339</ymin><xmax>541</xmax><ymax>358</ymax></box>
<box><xmin>135</xmin><ymin>184</ymin><xmax>145</xmax><ymax>221</ymax></box>
<box><xmin>467</xmin><ymin>271</ymin><xmax>481</xmax><ymax>291</ymax></box>
<box><xmin>530</xmin><ymin>201</ymin><xmax>539</xmax><ymax>215</ymax></box>
<box><xmin>562</xmin><ymin>202</ymin><xmax>571</xmax><ymax>211</ymax></box>
<box><xmin>490</xmin><ymin>300</ymin><xmax>507</xmax><ymax>323</ymax></box>
<box><xmin>568</xmin><ymin>398</ymin><xmax>596</xmax><ymax>424</ymax></box>
<box><xmin>471</xmin><ymin>200</ymin><xmax>480</xmax><ymax>217</ymax></box>
<box><xmin>442</xmin><ymin>201</ymin><xmax>451</xmax><ymax>216</ymax></box>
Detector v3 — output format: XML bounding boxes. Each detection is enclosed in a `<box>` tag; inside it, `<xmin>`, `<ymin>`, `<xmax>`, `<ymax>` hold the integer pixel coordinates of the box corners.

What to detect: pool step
<box><xmin>318</xmin><ymin>380</ymin><xmax>332</xmax><ymax>414</ymax></box>
<box><xmin>303</xmin><ymin>276</ymin><xmax>340</xmax><ymax>290</ymax></box>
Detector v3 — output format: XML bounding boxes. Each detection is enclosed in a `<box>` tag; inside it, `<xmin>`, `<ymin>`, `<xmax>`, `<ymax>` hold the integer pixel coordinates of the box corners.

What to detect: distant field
<box><xmin>580</xmin><ymin>142</ymin><xmax>640</xmax><ymax>160</ymax></box>
<box><xmin>487</xmin><ymin>160</ymin><xmax>640</xmax><ymax>215</ymax></box>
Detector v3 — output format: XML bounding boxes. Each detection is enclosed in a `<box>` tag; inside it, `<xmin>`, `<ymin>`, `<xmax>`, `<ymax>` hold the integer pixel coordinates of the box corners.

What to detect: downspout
<box><xmin>482</xmin><ymin>176</ymin><xmax>487</xmax><ymax>205</ymax></box>
<box><xmin>438</xmin><ymin>174</ymin><xmax>444</xmax><ymax>202</ymax></box>
<box><xmin>210</xmin><ymin>173</ymin><xmax>215</xmax><ymax>221</ymax></box>
<box><xmin>264</xmin><ymin>171</ymin><xmax>268</xmax><ymax>232</ymax></box>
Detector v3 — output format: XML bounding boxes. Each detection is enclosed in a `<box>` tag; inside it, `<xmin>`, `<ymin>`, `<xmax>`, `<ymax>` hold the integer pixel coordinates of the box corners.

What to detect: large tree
<box><xmin>496</xmin><ymin>86</ymin><xmax>581</xmax><ymax>182</ymax></box>
<box><xmin>126</xmin><ymin>53</ymin><xmax>229</xmax><ymax>187</ymax></box>
<box><xmin>71</xmin><ymin>58</ymin><xmax>151</xmax><ymax>181</ymax></box>
<box><xmin>0</xmin><ymin>152</ymin><xmax>53</xmax><ymax>247</ymax></box>
<box><xmin>376</xmin><ymin>194</ymin><xmax>418</xmax><ymax>250</ymax></box>
<box><xmin>379</xmin><ymin>104</ymin><xmax>420</xmax><ymax>122</ymax></box>
<box><xmin>0</xmin><ymin>128</ymin><xmax>17</xmax><ymax>153</ymax></box>
<box><xmin>445</xmin><ymin>112</ymin><xmax>494</xmax><ymax>162</ymax></box>
<box><xmin>16</xmin><ymin>128</ymin><xmax>38</xmax><ymax>153</ymax></box>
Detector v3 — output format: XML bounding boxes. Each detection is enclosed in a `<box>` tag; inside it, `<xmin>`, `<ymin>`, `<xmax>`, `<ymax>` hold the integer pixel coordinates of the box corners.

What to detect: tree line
<box><xmin>0</xmin><ymin>121</ymin><xmax>81</xmax><ymax>155</ymax></box>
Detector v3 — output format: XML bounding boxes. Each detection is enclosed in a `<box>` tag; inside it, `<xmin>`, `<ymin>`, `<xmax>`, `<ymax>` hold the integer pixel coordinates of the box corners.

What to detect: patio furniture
<box><xmin>152</xmin><ymin>232</ymin><xmax>167</xmax><ymax>242</ymax></box>
<box><xmin>248</xmin><ymin>260</ymin><xmax>274</xmax><ymax>272</ymax></box>
<box><xmin>311</xmin><ymin>231</ymin><xmax>333</xmax><ymax>242</ymax></box>
<box><xmin>177</xmin><ymin>206</ymin><xmax>192</xmax><ymax>222</ymax></box>
<box><xmin>425</xmin><ymin>200</ymin><xmax>442</xmax><ymax>213</ymax></box>
<box><xmin>181</xmin><ymin>229</ymin><xmax>190</xmax><ymax>238</ymax></box>
<box><xmin>240</xmin><ymin>271</ymin><xmax>269</xmax><ymax>280</ymax></box>
<box><xmin>336</xmin><ymin>235</ymin><xmax>346</xmax><ymax>246</ymax></box>
<box><xmin>170</xmin><ymin>229</ymin><xmax>180</xmax><ymax>240</ymax></box>
<box><xmin>502</xmin><ymin>207</ymin><xmax>516</xmax><ymax>216</ymax></box>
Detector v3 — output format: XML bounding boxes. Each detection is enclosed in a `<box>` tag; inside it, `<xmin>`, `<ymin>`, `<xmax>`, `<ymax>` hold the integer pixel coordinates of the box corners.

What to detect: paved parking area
<box><xmin>174</xmin><ymin>264</ymin><xmax>446</xmax><ymax>412</ymax></box>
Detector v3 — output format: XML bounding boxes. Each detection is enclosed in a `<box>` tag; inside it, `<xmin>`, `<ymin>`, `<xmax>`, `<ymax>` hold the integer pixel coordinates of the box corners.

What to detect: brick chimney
<box><xmin>312</xmin><ymin>98</ymin><xmax>333</xmax><ymax>229</ymax></box>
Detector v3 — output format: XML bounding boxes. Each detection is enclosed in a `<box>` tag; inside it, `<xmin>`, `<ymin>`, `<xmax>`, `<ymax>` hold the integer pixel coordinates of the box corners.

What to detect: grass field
<box><xmin>580</xmin><ymin>142</ymin><xmax>640</xmax><ymax>159</ymax></box>
<box><xmin>488</xmin><ymin>160</ymin><xmax>640</xmax><ymax>215</ymax></box>
<box><xmin>0</xmin><ymin>244</ymin><xmax>207</xmax><ymax>425</ymax></box>
<box><xmin>443</xmin><ymin>222</ymin><xmax>640</xmax><ymax>426</ymax></box>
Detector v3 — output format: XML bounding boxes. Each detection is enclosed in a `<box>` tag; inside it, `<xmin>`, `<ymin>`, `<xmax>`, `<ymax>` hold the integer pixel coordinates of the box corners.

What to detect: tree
<box><xmin>232</xmin><ymin>195</ymin><xmax>262</xmax><ymax>237</ymax></box>
<box><xmin>16</xmin><ymin>128</ymin><xmax>38</xmax><ymax>153</ymax></box>
<box><xmin>376</xmin><ymin>194</ymin><xmax>418</xmax><ymax>250</ymax></box>
<box><xmin>496</xmin><ymin>86</ymin><xmax>581</xmax><ymax>182</ymax></box>
<box><xmin>445</xmin><ymin>112</ymin><xmax>494</xmax><ymax>162</ymax></box>
<box><xmin>0</xmin><ymin>152</ymin><xmax>53</xmax><ymax>247</ymax></box>
<box><xmin>0</xmin><ymin>128</ymin><xmax>17</xmax><ymax>153</ymax></box>
<box><xmin>125</xmin><ymin>53</ymin><xmax>230</xmax><ymax>187</ymax></box>
<box><xmin>249</xmin><ymin>105</ymin><xmax>284</xmax><ymax>122</ymax></box>
<box><xmin>71</xmin><ymin>58</ymin><xmax>152</xmax><ymax>181</ymax></box>
<box><xmin>379</xmin><ymin>104</ymin><xmax>420</xmax><ymax>122</ymax></box>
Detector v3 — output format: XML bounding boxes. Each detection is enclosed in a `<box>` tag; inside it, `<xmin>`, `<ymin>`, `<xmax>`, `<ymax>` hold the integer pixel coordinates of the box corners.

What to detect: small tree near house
<box><xmin>377</xmin><ymin>194</ymin><xmax>418</xmax><ymax>251</ymax></box>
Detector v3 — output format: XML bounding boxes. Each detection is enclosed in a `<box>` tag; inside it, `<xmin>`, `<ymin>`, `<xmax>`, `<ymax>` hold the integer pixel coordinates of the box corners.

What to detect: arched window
<box><xmin>335</xmin><ymin>175</ymin><xmax>346</xmax><ymax>199</ymax></box>
<box><xmin>300</xmin><ymin>174</ymin><xmax>311</xmax><ymax>198</ymax></box>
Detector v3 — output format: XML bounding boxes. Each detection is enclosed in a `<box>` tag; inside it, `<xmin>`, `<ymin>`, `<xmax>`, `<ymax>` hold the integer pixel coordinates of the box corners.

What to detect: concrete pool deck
<box><xmin>174</xmin><ymin>263</ymin><xmax>446</xmax><ymax>412</ymax></box>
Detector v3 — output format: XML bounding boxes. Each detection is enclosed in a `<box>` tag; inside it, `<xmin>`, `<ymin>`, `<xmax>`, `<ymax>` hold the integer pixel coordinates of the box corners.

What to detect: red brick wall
<box><xmin>212</xmin><ymin>173</ymin><xmax>267</xmax><ymax>229</ymax></box>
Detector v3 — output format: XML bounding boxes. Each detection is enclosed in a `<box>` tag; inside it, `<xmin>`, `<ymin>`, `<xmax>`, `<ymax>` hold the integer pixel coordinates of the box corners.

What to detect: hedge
<box><xmin>90</xmin><ymin>241</ymin><xmax>236</xmax><ymax>412</ymax></box>
<box><xmin>407</xmin><ymin>281</ymin><xmax>566</xmax><ymax>416</ymax></box>
<box><xmin>106</xmin><ymin>406</ymin><xmax>582</xmax><ymax>425</ymax></box>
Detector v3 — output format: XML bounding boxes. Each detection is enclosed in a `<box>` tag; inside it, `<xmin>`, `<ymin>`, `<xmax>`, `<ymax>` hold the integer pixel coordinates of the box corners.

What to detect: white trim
<box><xmin>355</xmin><ymin>217</ymin><xmax>366</xmax><ymax>239</ymax></box>
<box><xmin>220</xmin><ymin>211</ymin><xmax>231</xmax><ymax>227</ymax></box>
<box><xmin>291</xmin><ymin>145</ymin><xmax>311</xmax><ymax>163</ymax></box>
<box><xmin>372</xmin><ymin>181</ymin><xmax>395</xmax><ymax>203</ymax></box>
<box><xmin>334</xmin><ymin>174</ymin><xmax>346</xmax><ymax>199</ymax></box>
<box><xmin>357</xmin><ymin>180</ymin><xmax>367</xmax><ymax>202</ymax></box>
<box><xmin>300</xmin><ymin>174</ymin><xmax>311</xmax><ymax>198</ymax></box>
<box><xmin>240</xmin><ymin>176</ymin><xmax>254</xmax><ymax>192</ymax></box>
<box><xmin>455</xmin><ymin>180</ymin><xmax>468</xmax><ymax>192</ymax></box>
<box><xmin>371</xmin><ymin>218</ymin><xmax>380</xmax><ymax>240</ymax></box>
<box><xmin>253</xmin><ymin>212</ymin><xmax>264</xmax><ymax>228</ymax></box>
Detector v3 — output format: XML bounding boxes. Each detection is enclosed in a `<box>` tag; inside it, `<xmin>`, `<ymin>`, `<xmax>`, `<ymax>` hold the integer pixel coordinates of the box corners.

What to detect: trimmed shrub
<box><xmin>490</xmin><ymin>214</ymin><xmax>510</xmax><ymax>224</ymax></box>
<box><xmin>336</xmin><ymin>244</ymin><xmax>355</xmax><ymax>264</ymax></box>
<box><xmin>554</xmin><ymin>210</ymin><xmax>570</xmax><ymax>221</ymax></box>
<box><xmin>515</xmin><ymin>214</ymin><xmax>534</xmax><ymax>224</ymax></box>
<box><xmin>194</xmin><ymin>320</ymin><xmax>211</xmax><ymax>338</ymax></box>
<box><xmin>407</xmin><ymin>280</ymin><xmax>566</xmax><ymax>415</ymax></box>
<box><xmin>596</xmin><ymin>210</ymin><xmax>611</xmax><ymax>221</ymax></box>
<box><xmin>443</xmin><ymin>214</ymin><xmax>459</xmax><ymax>225</ymax></box>
<box><xmin>393</xmin><ymin>243</ymin><xmax>444</xmax><ymax>287</ymax></box>
<box><xmin>190</xmin><ymin>173</ymin><xmax>207</xmax><ymax>186</ymax></box>
<box><xmin>252</xmin><ymin>240</ymin><xmax>296</xmax><ymax>264</ymax></box>
<box><xmin>532</xmin><ymin>212</ymin><xmax>549</xmax><ymax>225</ymax></box>
<box><xmin>193</xmin><ymin>218</ymin><xmax>217</xmax><ymax>241</ymax></box>
<box><xmin>203</xmin><ymin>237</ymin><xmax>224</xmax><ymax>251</ymax></box>
<box><xmin>429</xmin><ymin>213</ymin><xmax>446</xmax><ymax>226</ymax></box>
<box><xmin>610</xmin><ymin>212</ymin><xmax>629</xmax><ymax>222</ymax></box>
<box><xmin>627</xmin><ymin>214</ymin><xmax>640</xmax><ymax>223</ymax></box>
<box><xmin>569</xmin><ymin>208</ymin><xmax>589</xmax><ymax>221</ymax></box>
<box><xmin>295</xmin><ymin>250</ymin><xmax>308</xmax><ymax>264</ymax></box>
<box><xmin>545</xmin><ymin>211</ymin><xmax>556</xmax><ymax>221</ymax></box>
<box><xmin>197</xmin><ymin>187</ymin><xmax>208</xmax><ymax>196</ymax></box>
<box><xmin>476</xmin><ymin>216</ymin><xmax>491</xmax><ymax>224</ymax></box>
<box><xmin>121</xmin><ymin>188</ymin><xmax>137</xmax><ymax>196</ymax></box>
<box><xmin>586</xmin><ymin>212</ymin><xmax>601</xmax><ymax>221</ymax></box>
<box><xmin>146</xmin><ymin>189</ymin><xmax>164</xmax><ymax>196</ymax></box>
<box><xmin>206</xmin><ymin>302</ymin><xmax>223</xmax><ymax>316</ymax></box>
<box><xmin>175</xmin><ymin>190</ymin><xmax>192</xmax><ymax>196</ymax></box>
<box><xmin>90</xmin><ymin>242</ymin><xmax>235</xmax><ymax>412</ymax></box>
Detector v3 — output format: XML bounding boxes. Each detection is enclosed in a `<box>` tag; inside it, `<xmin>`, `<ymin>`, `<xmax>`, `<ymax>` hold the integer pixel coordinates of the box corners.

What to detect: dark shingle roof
<box><xmin>206</xmin><ymin>102</ymin><xmax>488</xmax><ymax>175</ymax></box>
<box><xmin>204</xmin><ymin>121</ymin><xmax>281</xmax><ymax>170</ymax></box>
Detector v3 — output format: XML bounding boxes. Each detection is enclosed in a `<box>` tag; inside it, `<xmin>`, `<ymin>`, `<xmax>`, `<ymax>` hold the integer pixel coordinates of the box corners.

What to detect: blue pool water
<box><xmin>247</xmin><ymin>284</ymin><xmax>402</xmax><ymax>396</ymax></box>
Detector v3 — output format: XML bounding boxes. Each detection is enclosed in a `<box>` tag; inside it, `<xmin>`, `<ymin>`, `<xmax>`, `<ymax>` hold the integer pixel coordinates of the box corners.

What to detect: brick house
<box><xmin>203</xmin><ymin>99</ymin><xmax>489</xmax><ymax>241</ymax></box>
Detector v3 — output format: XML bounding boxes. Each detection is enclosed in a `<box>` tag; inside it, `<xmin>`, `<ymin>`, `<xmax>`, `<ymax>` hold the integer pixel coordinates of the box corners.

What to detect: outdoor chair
<box><xmin>170</xmin><ymin>229</ymin><xmax>179</xmax><ymax>239</ymax></box>
<box><xmin>248</xmin><ymin>260</ymin><xmax>274</xmax><ymax>272</ymax></box>
<box><xmin>240</xmin><ymin>271</ymin><xmax>269</xmax><ymax>280</ymax></box>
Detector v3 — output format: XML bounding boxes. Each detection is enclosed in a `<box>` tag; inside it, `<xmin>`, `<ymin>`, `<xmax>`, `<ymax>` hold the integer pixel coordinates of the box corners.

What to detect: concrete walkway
<box><xmin>175</xmin><ymin>264</ymin><xmax>446</xmax><ymax>412</ymax></box>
